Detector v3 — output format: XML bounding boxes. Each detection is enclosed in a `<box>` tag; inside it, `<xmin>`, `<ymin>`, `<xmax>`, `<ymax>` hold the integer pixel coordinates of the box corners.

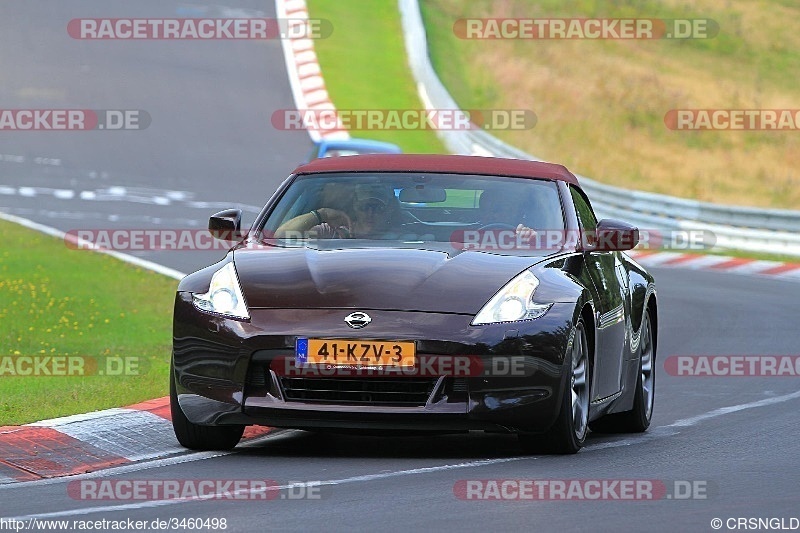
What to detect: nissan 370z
<box><xmin>171</xmin><ymin>154</ymin><xmax>657</xmax><ymax>454</ymax></box>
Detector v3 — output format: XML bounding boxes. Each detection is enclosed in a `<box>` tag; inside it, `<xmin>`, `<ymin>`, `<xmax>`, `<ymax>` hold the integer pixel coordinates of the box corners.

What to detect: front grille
<box><xmin>279</xmin><ymin>376</ymin><xmax>438</xmax><ymax>406</ymax></box>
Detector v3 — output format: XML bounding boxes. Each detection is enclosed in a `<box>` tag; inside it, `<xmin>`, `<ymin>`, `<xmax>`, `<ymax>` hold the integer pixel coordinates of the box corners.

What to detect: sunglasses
<box><xmin>354</xmin><ymin>200</ymin><xmax>386</xmax><ymax>214</ymax></box>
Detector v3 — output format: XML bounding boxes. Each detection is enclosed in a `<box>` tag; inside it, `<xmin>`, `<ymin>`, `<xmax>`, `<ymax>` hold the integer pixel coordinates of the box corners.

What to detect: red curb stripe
<box><xmin>0</xmin><ymin>427</ymin><xmax>128</xmax><ymax>480</ymax></box>
<box><xmin>630</xmin><ymin>252</ymin><xmax>800</xmax><ymax>278</ymax></box>
<box><xmin>0</xmin><ymin>462</ymin><xmax>40</xmax><ymax>482</ymax></box>
<box><xmin>243</xmin><ymin>426</ymin><xmax>274</xmax><ymax>439</ymax></box>
<box><xmin>761</xmin><ymin>263</ymin><xmax>800</xmax><ymax>276</ymax></box>
<box><xmin>1</xmin><ymin>400</ymin><xmax>276</xmax><ymax>483</ymax></box>
<box><xmin>126</xmin><ymin>396</ymin><xmax>275</xmax><ymax>439</ymax></box>
<box><xmin>126</xmin><ymin>397</ymin><xmax>274</xmax><ymax>440</ymax></box>
<box><xmin>628</xmin><ymin>250</ymin><xmax>659</xmax><ymax>258</ymax></box>
<box><xmin>708</xmin><ymin>257</ymin><xmax>753</xmax><ymax>270</ymax></box>
<box><xmin>661</xmin><ymin>254</ymin><xmax>699</xmax><ymax>265</ymax></box>
<box><xmin>126</xmin><ymin>396</ymin><xmax>171</xmax><ymax>420</ymax></box>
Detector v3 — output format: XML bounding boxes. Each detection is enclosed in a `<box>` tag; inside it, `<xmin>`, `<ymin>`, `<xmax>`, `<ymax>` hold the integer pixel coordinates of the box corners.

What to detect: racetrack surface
<box><xmin>2</xmin><ymin>2</ymin><xmax>799</xmax><ymax>532</ymax></box>
<box><xmin>3</xmin><ymin>269</ymin><xmax>800</xmax><ymax>532</ymax></box>
<box><xmin>0</xmin><ymin>0</ymin><xmax>310</xmax><ymax>275</ymax></box>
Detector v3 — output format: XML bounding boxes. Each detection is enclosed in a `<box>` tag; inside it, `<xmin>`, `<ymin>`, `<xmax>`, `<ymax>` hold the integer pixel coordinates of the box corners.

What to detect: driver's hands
<box><xmin>308</xmin><ymin>222</ymin><xmax>335</xmax><ymax>239</ymax></box>
<box><xmin>308</xmin><ymin>222</ymin><xmax>352</xmax><ymax>239</ymax></box>
<box><xmin>317</xmin><ymin>208</ymin><xmax>352</xmax><ymax>230</ymax></box>
<box><xmin>516</xmin><ymin>224</ymin><xmax>537</xmax><ymax>243</ymax></box>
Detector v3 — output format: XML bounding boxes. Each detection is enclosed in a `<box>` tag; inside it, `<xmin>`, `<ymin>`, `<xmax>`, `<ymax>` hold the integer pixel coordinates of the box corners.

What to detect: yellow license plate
<box><xmin>296</xmin><ymin>338</ymin><xmax>416</xmax><ymax>368</ymax></box>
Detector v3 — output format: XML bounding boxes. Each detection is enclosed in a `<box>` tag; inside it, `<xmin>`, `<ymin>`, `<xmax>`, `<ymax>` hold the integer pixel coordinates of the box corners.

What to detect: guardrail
<box><xmin>398</xmin><ymin>0</ymin><xmax>800</xmax><ymax>256</ymax></box>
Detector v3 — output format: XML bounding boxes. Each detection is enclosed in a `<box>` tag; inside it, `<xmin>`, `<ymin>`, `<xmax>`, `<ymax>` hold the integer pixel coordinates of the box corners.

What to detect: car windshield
<box><xmin>261</xmin><ymin>172</ymin><xmax>564</xmax><ymax>244</ymax></box>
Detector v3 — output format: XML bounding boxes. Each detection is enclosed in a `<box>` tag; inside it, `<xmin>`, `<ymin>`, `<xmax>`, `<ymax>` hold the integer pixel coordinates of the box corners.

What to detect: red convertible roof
<box><xmin>293</xmin><ymin>154</ymin><xmax>579</xmax><ymax>185</ymax></box>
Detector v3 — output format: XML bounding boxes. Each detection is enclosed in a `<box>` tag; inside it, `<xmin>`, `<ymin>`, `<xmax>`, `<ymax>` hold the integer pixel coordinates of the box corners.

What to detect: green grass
<box><xmin>0</xmin><ymin>220</ymin><xmax>176</xmax><ymax>425</ymax></box>
<box><xmin>418</xmin><ymin>0</ymin><xmax>800</xmax><ymax>209</ymax></box>
<box><xmin>307</xmin><ymin>0</ymin><xmax>446</xmax><ymax>154</ymax></box>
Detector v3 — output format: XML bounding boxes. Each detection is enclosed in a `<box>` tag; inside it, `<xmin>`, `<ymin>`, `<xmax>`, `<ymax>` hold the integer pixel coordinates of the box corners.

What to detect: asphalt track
<box><xmin>2</xmin><ymin>2</ymin><xmax>800</xmax><ymax>532</ymax></box>
<box><xmin>0</xmin><ymin>0</ymin><xmax>310</xmax><ymax>274</ymax></box>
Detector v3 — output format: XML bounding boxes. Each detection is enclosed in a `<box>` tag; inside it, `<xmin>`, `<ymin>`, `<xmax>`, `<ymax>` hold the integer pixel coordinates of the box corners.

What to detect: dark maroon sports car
<box><xmin>171</xmin><ymin>154</ymin><xmax>657</xmax><ymax>454</ymax></box>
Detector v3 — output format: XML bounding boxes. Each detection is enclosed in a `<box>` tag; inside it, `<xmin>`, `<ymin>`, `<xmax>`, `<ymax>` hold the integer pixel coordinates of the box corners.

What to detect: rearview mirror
<box><xmin>208</xmin><ymin>209</ymin><xmax>243</xmax><ymax>241</ymax></box>
<box><xmin>590</xmin><ymin>219</ymin><xmax>639</xmax><ymax>251</ymax></box>
<box><xmin>399</xmin><ymin>186</ymin><xmax>447</xmax><ymax>203</ymax></box>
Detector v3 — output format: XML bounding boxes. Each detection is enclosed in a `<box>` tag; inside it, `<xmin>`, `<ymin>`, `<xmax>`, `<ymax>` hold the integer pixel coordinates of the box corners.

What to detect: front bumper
<box><xmin>172</xmin><ymin>293</ymin><xmax>576</xmax><ymax>433</ymax></box>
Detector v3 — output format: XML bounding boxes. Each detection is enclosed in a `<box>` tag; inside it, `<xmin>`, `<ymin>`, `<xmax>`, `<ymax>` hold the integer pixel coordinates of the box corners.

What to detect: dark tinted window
<box><xmin>570</xmin><ymin>186</ymin><xmax>597</xmax><ymax>231</ymax></box>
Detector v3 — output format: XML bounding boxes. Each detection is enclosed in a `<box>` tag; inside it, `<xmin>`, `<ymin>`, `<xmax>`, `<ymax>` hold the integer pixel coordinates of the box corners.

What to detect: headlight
<box><xmin>192</xmin><ymin>262</ymin><xmax>250</xmax><ymax>320</ymax></box>
<box><xmin>472</xmin><ymin>271</ymin><xmax>553</xmax><ymax>325</ymax></box>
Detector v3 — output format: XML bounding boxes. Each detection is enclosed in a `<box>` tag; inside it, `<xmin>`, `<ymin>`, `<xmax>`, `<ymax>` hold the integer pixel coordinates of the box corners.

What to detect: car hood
<box><xmin>233</xmin><ymin>242</ymin><xmax>550</xmax><ymax>314</ymax></box>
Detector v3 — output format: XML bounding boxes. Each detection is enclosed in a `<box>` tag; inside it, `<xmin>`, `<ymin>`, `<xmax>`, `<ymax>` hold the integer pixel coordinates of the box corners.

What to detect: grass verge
<box><xmin>420</xmin><ymin>0</ymin><xmax>800</xmax><ymax>210</ymax></box>
<box><xmin>0</xmin><ymin>219</ymin><xmax>175</xmax><ymax>425</ymax></box>
<box><xmin>307</xmin><ymin>0</ymin><xmax>446</xmax><ymax>154</ymax></box>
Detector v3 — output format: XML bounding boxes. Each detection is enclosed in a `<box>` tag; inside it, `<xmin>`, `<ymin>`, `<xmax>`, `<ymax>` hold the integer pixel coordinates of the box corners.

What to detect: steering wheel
<box><xmin>477</xmin><ymin>223</ymin><xmax>517</xmax><ymax>231</ymax></box>
<box><xmin>307</xmin><ymin>222</ymin><xmax>353</xmax><ymax>239</ymax></box>
<box><xmin>332</xmin><ymin>225</ymin><xmax>353</xmax><ymax>239</ymax></box>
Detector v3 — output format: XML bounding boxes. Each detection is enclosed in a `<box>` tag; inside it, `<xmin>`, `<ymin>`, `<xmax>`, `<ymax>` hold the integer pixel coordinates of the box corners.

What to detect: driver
<box><xmin>275</xmin><ymin>182</ymin><xmax>395</xmax><ymax>239</ymax></box>
<box><xmin>478</xmin><ymin>188</ymin><xmax>537</xmax><ymax>242</ymax></box>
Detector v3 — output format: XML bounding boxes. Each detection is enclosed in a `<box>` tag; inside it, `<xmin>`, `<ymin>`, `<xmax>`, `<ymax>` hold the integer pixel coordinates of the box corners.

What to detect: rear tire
<box><xmin>170</xmin><ymin>364</ymin><xmax>245</xmax><ymax>451</ymax></box>
<box><xmin>519</xmin><ymin>317</ymin><xmax>590</xmax><ymax>454</ymax></box>
<box><xmin>590</xmin><ymin>309</ymin><xmax>655</xmax><ymax>433</ymax></box>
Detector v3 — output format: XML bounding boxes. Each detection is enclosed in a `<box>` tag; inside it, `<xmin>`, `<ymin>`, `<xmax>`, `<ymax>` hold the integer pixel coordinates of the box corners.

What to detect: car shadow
<box><xmin>233</xmin><ymin>428</ymin><xmax>626</xmax><ymax>460</ymax></box>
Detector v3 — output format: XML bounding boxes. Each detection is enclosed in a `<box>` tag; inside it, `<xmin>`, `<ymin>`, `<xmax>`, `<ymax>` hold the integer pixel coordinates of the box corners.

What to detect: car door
<box><xmin>570</xmin><ymin>186</ymin><xmax>628</xmax><ymax>401</ymax></box>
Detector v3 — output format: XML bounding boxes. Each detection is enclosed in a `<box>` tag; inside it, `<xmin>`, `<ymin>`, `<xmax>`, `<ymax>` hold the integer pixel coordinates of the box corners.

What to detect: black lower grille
<box><xmin>279</xmin><ymin>377</ymin><xmax>438</xmax><ymax>406</ymax></box>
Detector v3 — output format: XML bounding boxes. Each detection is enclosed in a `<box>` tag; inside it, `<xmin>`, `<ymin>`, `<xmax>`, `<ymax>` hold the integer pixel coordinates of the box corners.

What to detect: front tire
<box><xmin>519</xmin><ymin>317</ymin><xmax>590</xmax><ymax>454</ymax></box>
<box><xmin>170</xmin><ymin>364</ymin><xmax>245</xmax><ymax>450</ymax></box>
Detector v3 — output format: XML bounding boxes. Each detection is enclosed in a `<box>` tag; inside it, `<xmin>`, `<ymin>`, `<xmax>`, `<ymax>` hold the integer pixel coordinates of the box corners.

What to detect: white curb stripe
<box><xmin>43</xmin><ymin>410</ymin><xmax>180</xmax><ymax>463</ymax></box>
<box><xmin>723</xmin><ymin>259</ymin><xmax>783</xmax><ymax>275</ymax></box>
<box><xmin>670</xmin><ymin>254</ymin><xmax>732</xmax><ymax>270</ymax></box>
<box><xmin>627</xmin><ymin>251</ymin><xmax>685</xmax><ymax>266</ymax></box>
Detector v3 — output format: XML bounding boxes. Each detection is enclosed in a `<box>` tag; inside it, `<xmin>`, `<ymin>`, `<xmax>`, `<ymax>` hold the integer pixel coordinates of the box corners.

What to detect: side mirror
<box><xmin>589</xmin><ymin>219</ymin><xmax>639</xmax><ymax>251</ymax></box>
<box><xmin>208</xmin><ymin>209</ymin><xmax>243</xmax><ymax>241</ymax></box>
